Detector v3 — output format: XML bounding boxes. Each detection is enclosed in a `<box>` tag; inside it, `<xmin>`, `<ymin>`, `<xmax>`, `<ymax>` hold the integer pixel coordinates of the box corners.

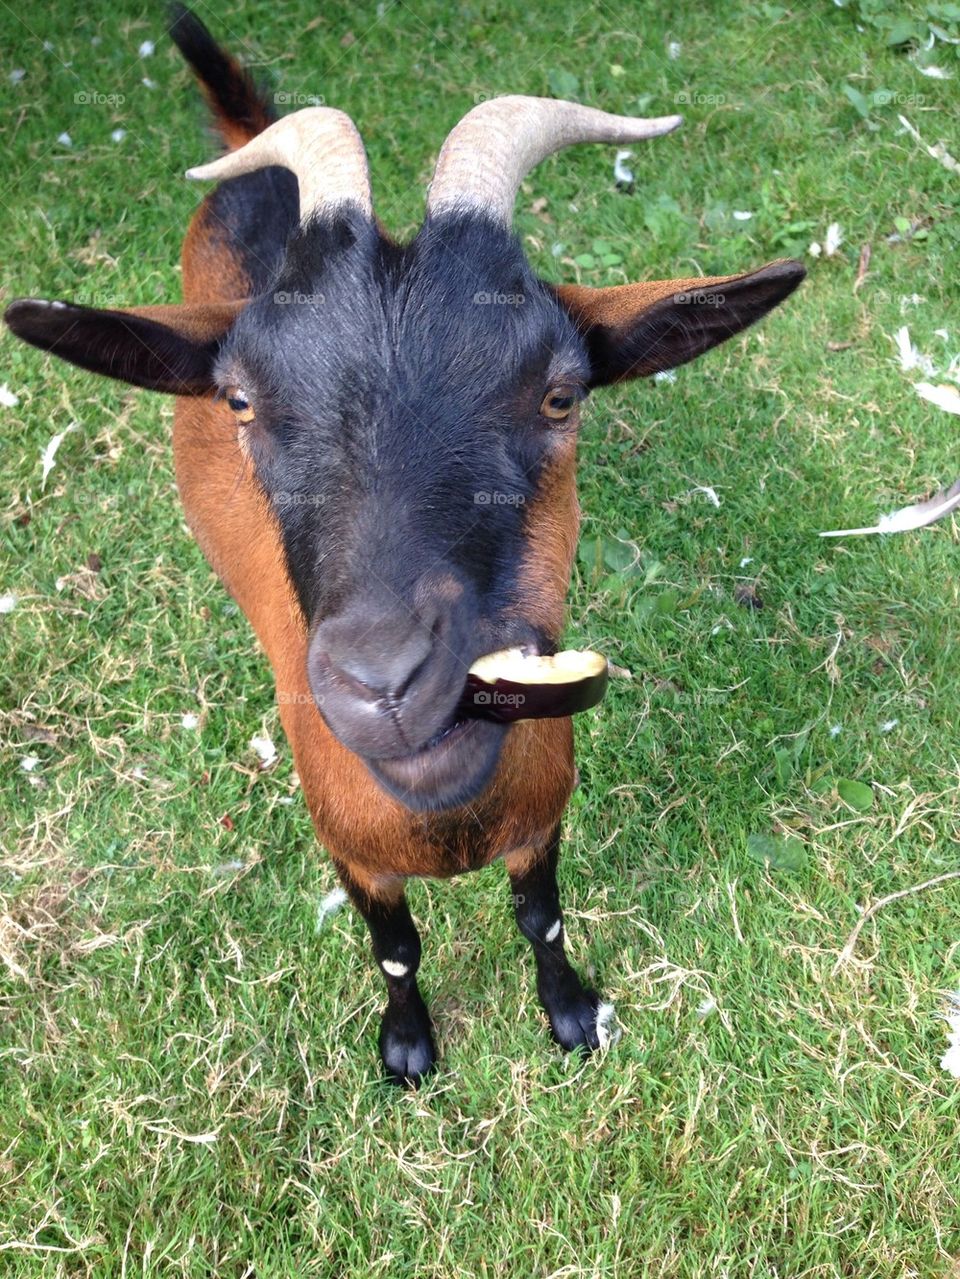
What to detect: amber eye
<box><xmin>539</xmin><ymin>385</ymin><xmax>580</xmax><ymax>421</ymax></box>
<box><xmin>225</xmin><ymin>387</ymin><xmax>255</xmax><ymax>424</ymax></box>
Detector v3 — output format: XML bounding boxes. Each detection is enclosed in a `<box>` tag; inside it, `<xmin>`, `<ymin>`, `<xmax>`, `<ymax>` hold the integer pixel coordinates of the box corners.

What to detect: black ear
<box><xmin>555</xmin><ymin>259</ymin><xmax>805</xmax><ymax>386</ymax></box>
<box><xmin>3</xmin><ymin>298</ymin><xmax>245</xmax><ymax>394</ymax></box>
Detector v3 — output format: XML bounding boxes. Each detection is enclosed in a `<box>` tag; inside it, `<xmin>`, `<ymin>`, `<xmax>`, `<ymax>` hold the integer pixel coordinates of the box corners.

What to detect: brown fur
<box><xmin>127</xmin><ymin>300</ymin><xmax>246</xmax><ymax>340</ymax></box>
<box><xmin>192</xmin><ymin>67</ymin><xmax>274</xmax><ymax>153</ymax></box>
<box><xmin>181</xmin><ymin>199</ymin><xmax>252</xmax><ymax>303</ymax></box>
<box><xmin>555</xmin><ymin>270</ymin><xmax>759</xmax><ymax>329</ymax></box>
<box><xmin>512</xmin><ymin>415</ymin><xmax>581</xmax><ymax>641</ymax></box>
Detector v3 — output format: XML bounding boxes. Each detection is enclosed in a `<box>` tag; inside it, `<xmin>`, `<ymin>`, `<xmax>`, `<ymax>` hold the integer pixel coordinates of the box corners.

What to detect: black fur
<box><xmin>3</xmin><ymin>299</ymin><xmax>219</xmax><ymax>394</ymax></box>
<box><xmin>337</xmin><ymin>865</ymin><xmax>436</xmax><ymax>1086</ymax></box>
<box><xmin>220</xmin><ymin>209</ymin><xmax>588</xmax><ymax>629</ymax></box>
<box><xmin>209</xmin><ymin>208</ymin><xmax>589</xmax><ymax>805</ymax></box>
<box><xmin>200</xmin><ymin>169</ymin><xmax>300</xmax><ymax>295</ymax></box>
<box><xmin>168</xmin><ymin>2</ymin><xmax>275</xmax><ymax>143</ymax></box>
<box><xmin>510</xmin><ymin>829</ymin><xmax>602</xmax><ymax>1053</ymax></box>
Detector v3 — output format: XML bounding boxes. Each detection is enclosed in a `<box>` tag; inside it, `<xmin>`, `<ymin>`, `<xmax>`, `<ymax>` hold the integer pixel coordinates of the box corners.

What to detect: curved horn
<box><xmin>426</xmin><ymin>96</ymin><xmax>682</xmax><ymax>222</ymax></box>
<box><xmin>186</xmin><ymin>107</ymin><xmax>372</xmax><ymax>220</ymax></box>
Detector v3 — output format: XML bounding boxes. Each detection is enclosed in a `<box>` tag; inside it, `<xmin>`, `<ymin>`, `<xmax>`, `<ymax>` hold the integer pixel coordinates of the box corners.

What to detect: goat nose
<box><xmin>307</xmin><ymin>578</ymin><xmax>478</xmax><ymax>761</ymax></box>
<box><xmin>315</xmin><ymin>601</ymin><xmax>441</xmax><ymax>701</ymax></box>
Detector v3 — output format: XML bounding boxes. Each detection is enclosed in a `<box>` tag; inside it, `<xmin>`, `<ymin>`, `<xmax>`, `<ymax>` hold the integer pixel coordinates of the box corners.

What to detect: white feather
<box><xmin>820</xmin><ymin>477</ymin><xmax>960</xmax><ymax>537</ymax></box>
<box><xmin>942</xmin><ymin>997</ymin><xmax>960</xmax><ymax>1079</ymax></box>
<box><xmin>249</xmin><ymin>734</ymin><xmax>278</xmax><ymax>768</ymax></box>
<box><xmin>915</xmin><ymin>381</ymin><xmax>960</xmax><ymax>415</ymax></box>
<box><xmin>40</xmin><ymin>422</ymin><xmax>76</xmax><ymax>488</ymax></box>
<box><xmin>595</xmin><ymin>1001</ymin><xmax>621</xmax><ymax>1049</ymax></box>
<box><xmin>316</xmin><ymin>886</ymin><xmax>348</xmax><ymax>931</ymax></box>
<box><xmin>942</xmin><ymin>1041</ymin><xmax>960</xmax><ymax>1078</ymax></box>
<box><xmin>894</xmin><ymin>326</ymin><xmax>935</xmax><ymax>375</ymax></box>
<box><xmin>824</xmin><ymin>222</ymin><xmax>843</xmax><ymax>257</ymax></box>
<box><xmin>689</xmin><ymin>484</ymin><xmax>720</xmax><ymax>508</ymax></box>
<box><xmin>613</xmin><ymin>149</ymin><xmax>634</xmax><ymax>185</ymax></box>
<box><xmin>899</xmin><ymin>114</ymin><xmax>960</xmax><ymax>174</ymax></box>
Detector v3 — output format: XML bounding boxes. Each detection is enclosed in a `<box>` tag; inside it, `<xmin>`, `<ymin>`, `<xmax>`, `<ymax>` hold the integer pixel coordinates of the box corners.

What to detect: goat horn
<box><xmin>186</xmin><ymin>107</ymin><xmax>372</xmax><ymax>220</ymax></box>
<box><xmin>426</xmin><ymin>96</ymin><xmax>682</xmax><ymax>221</ymax></box>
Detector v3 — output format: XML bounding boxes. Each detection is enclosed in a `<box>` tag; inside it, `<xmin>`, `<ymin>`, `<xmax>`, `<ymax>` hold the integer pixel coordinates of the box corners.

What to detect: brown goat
<box><xmin>4</xmin><ymin>7</ymin><xmax>804</xmax><ymax>1083</ymax></box>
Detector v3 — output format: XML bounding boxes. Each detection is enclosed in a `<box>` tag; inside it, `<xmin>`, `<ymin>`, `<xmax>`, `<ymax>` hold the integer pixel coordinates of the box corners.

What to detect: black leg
<box><xmin>336</xmin><ymin>865</ymin><xmax>436</xmax><ymax>1086</ymax></box>
<box><xmin>506</xmin><ymin>831</ymin><xmax>602</xmax><ymax>1053</ymax></box>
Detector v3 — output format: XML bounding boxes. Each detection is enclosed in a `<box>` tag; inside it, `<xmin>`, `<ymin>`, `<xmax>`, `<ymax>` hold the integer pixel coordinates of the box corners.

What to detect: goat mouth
<box><xmin>345</xmin><ymin>636</ymin><xmax>549</xmax><ymax>811</ymax></box>
<box><xmin>364</xmin><ymin>716</ymin><xmax>507</xmax><ymax>813</ymax></box>
<box><xmin>368</xmin><ymin>640</ymin><xmax>545</xmax><ymax>767</ymax></box>
<box><xmin>419</xmin><ymin>714</ymin><xmax>473</xmax><ymax>752</ymax></box>
<box><xmin>375</xmin><ymin>712</ymin><xmax>475</xmax><ymax>762</ymax></box>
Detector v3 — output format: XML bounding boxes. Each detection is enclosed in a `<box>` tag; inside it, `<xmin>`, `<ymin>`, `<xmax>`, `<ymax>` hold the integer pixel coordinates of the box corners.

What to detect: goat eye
<box><xmin>539</xmin><ymin>386</ymin><xmax>579</xmax><ymax>422</ymax></box>
<box><xmin>225</xmin><ymin>387</ymin><xmax>255</xmax><ymax>423</ymax></box>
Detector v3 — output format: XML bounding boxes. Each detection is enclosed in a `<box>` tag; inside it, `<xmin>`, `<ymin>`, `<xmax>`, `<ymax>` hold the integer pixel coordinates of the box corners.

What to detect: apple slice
<box><xmin>459</xmin><ymin>648</ymin><xmax>608</xmax><ymax>723</ymax></box>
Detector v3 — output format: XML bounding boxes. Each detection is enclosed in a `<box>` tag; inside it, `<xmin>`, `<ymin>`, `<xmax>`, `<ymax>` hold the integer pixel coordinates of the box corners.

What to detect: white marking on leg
<box><xmin>545</xmin><ymin>918</ymin><xmax>562</xmax><ymax>943</ymax></box>
<box><xmin>382</xmin><ymin>959</ymin><xmax>409</xmax><ymax>978</ymax></box>
<box><xmin>595</xmin><ymin>1001</ymin><xmax>621</xmax><ymax>1050</ymax></box>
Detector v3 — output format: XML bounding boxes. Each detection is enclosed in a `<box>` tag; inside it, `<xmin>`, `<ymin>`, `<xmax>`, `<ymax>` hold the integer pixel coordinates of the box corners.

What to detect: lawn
<box><xmin>1</xmin><ymin>0</ymin><xmax>959</xmax><ymax>1275</ymax></box>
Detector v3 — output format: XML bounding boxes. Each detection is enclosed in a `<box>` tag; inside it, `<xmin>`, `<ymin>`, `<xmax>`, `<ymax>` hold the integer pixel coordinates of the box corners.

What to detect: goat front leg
<box><xmin>336</xmin><ymin>864</ymin><xmax>436</xmax><ymax>1086</ymax></box>
<box><xmin>505</xmin><ymin>830</ymin><xmax>602</xmax><ymax>1053</ymax></box>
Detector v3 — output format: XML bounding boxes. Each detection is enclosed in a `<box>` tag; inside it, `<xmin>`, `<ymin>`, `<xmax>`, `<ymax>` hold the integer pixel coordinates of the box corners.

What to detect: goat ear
<box><xmin>554</xmin><ymin>259</ymin><xmax>804</xmax><ymax>386</ymax></box>
<box><xmin>3</xmin><ymin>298</ymin><xmax>247</xmax><ymax>394</ymax></box>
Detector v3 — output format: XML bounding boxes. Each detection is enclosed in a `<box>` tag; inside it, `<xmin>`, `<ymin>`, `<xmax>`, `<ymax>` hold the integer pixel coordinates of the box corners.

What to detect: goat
<box><xmin>4</xmin><ymin>6</ymin><xmax>804</xmax><ymax>1085</ymax></box>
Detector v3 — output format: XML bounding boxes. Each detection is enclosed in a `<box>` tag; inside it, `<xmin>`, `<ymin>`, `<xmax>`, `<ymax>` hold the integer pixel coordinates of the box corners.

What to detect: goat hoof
<box><xmin>543</xmin><ymin>982</ymin><xmax>602</xmax><ymax>1054</ymax></box>
<box><xmin>379</xmin><ymin>1003</ymin><xmax>437</xmax><ymax>1087</ymax></box>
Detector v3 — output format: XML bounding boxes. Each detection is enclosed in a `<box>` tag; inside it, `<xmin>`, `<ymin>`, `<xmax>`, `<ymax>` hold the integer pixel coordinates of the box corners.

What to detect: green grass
<box><xmin>2</xmin><ymin>1</ymin><xmax>960</xmax><ymax>1275</ymax></box>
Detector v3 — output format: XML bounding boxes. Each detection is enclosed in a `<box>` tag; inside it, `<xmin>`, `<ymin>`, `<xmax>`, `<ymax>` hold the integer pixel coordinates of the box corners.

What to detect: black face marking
<box><xmin>217</xmin><ymin>210</ymin><xmax>589</xmax><ymax>634</ymax></box>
